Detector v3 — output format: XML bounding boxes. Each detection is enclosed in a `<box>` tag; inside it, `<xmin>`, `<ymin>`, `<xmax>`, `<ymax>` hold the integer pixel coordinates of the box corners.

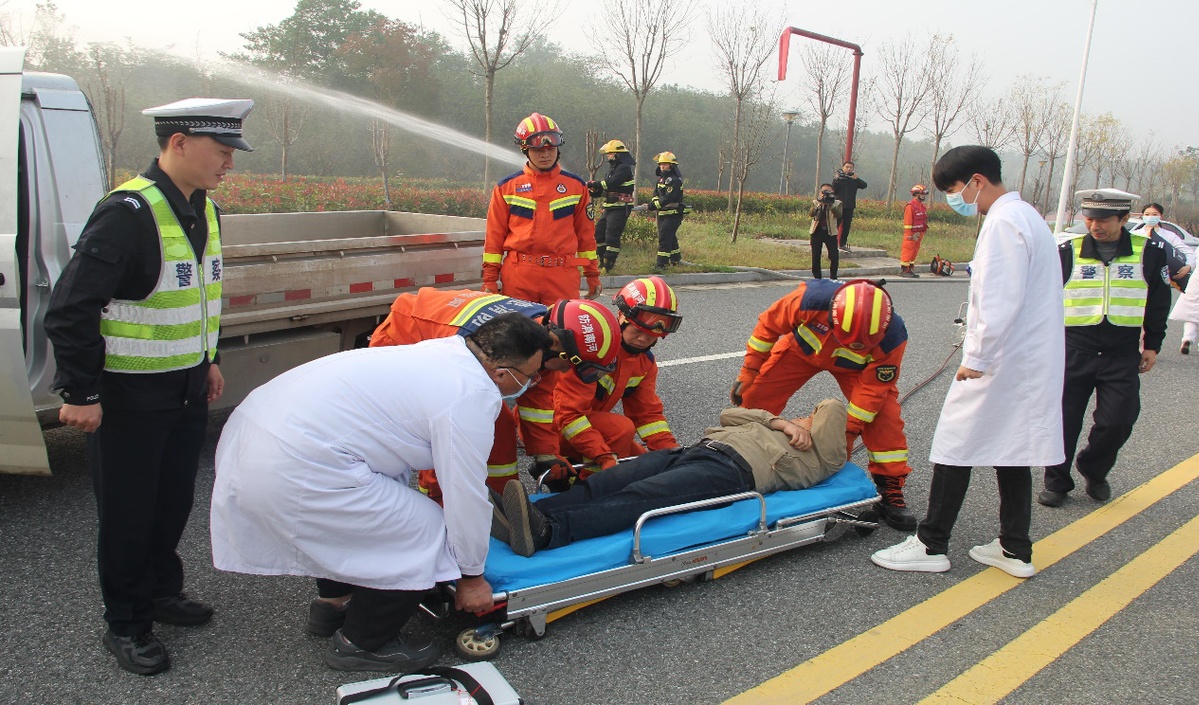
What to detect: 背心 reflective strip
<box><xmin>562</xmin><ymin>417</ymin><xmax>593</xmax><ymax>440</ymax></box>
<box><xmin>794</xmin><ymin>324</ymin><xmax>823</xmax><ymax>354</ymax></box>
<box><xmin>626</xmin><ymin>375</ymin><xmax>645</xmax><ymax>389</ymax></box>
<box><xmin>747</xmin><ymin>336</ymin><xmax>775</xmax><ymax>354</ymax></box>
<box><xmin>101</xmin><ymin>177</ymin><xmax>220</xmax><ymax>373</ymax></box>
<box><xmin>832</xmin><ymin>348</ymin><xmax>870</xmax><ymax>365</ymax></box>
<box><xmin>577</xmin><ymin>250</ymin><xmax>598</xmax><ymax>261</ymax></box>
<box><xmin>518</xmin><ymin>406</ymin><xmax>555</xmax><ymax>425</ymax></box>
<box><xmin>598</xmin><ymin>376</ymin><xmax>616</xmax><ymax>396</ymax></box>
<box><xmin>446</xmin><ymin>294</ymin><xmax>510</xmax><ymax>327</ymax></box>
<box><xmin>848</xmin><ymin>403</ymin><xmax>878</xmax><ymax>423</ymax></box>
<box><xmin>867</xmin><ymin>448</ymin><xmax>909</xmax><ymax>464</ymax></box>
<box><xmin>487</xmin><ymin>462</ymin><xmax>518</xmax><ymax>478</ymax></box>
<box><xmin>1063</xmin><ymin>235</ymin><xmax>1148</xmax><ymax>327</ymax></box>
<box><xmin>483</xmin><ymin>252</ymin><xmax>504</xmax><ymax>264</ymax></box>
<box><xmin>637</xmin><ymin>420</ymin><xmax>670</xmax><ymax>438</ymax></box>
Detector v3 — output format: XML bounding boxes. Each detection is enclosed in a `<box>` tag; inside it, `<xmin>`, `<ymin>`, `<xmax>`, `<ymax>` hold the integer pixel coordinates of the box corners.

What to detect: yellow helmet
<box><xmin>600</xmin><ymin>139</ymin><xmax>629</xmax><ymax>154</ymax></box>
<box><xmin>654</xmin><ymin>151</ymin><xmax>678</xmax><ymax>164</ymax></box>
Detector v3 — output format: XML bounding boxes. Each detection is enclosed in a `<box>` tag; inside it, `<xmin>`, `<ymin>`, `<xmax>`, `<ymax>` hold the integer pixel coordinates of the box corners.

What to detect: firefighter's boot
<box><xmin>873</xmin><ymin>473</ymin><xmax>917</xmax><ymax>531</ymax></box>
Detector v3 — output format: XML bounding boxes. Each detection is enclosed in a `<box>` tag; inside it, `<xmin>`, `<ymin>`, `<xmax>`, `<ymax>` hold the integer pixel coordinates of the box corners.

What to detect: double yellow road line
<box><xmin>726</xmin><ymin>454</ymin><xmax>1199</xmax><ymax>705</ymax></box>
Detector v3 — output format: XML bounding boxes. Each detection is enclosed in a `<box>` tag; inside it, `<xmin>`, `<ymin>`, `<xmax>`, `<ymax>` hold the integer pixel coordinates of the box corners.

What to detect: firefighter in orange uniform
<box><xmin>731</xmin><ymin>279</ymin><xmax>916</xmax><ymax>530</ymax></box>
<box><xmin>900</xmin><ymin>184</ymin><xmax>929</xmax><ymax>278</ymax></box>
<box><xmin>483</xmin><ymin>113</ymin><xmax>602</xmax><ymax>305</ymax></box>
<box><xmin>370</xmin><ymin>289</ymin><xmax>619</xmax><ymax>497</ymax></box>
<box><xmin>555</xmin><ymin>277</ymin><xmax>683</xmax><ymax>478</ymax></box>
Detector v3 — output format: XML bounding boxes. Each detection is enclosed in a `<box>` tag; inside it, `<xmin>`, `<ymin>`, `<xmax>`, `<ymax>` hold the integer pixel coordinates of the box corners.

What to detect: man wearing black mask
<box><xmin>833</xmin><ymin>160</ymin><xmax>867</xmax><ymax>252</ymax></box>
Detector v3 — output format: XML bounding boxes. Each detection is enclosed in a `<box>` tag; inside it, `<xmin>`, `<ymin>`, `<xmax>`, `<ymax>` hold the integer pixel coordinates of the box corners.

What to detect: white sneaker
<box><xmin>968</xmin><ymin>539</ymin><xmax>1036</xmax><ymax>578</ymax></box>
<box><xmin>871</xmin><ymin>535</ymin><xmax>951</xmax><ymax>573</ymax></box>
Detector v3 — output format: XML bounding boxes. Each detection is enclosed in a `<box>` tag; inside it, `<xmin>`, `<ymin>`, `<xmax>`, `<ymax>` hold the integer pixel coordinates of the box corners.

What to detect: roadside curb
<box><xmin>600</xmin><ymin>263</ymin><xmax>968</xmax><ymax>289</ymax></box>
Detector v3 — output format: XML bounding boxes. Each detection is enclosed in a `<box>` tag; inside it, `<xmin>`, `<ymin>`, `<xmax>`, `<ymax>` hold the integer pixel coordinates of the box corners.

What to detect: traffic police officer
<box><xmin>1038</xmin><ymin>188</ymin><xmax>1178</xmax><ymax>507</ymax></box>
<box><xmin>44</xmin><ymin>97</ymin><xmax>253</xmax><ymax>675</ymax></box>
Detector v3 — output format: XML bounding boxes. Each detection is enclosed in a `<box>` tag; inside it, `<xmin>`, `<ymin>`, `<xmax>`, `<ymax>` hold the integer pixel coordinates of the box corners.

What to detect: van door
<box><xmin>0</xmin><ymin>47</ymin><xmax>50</xmax><ymax>474</ymax></box>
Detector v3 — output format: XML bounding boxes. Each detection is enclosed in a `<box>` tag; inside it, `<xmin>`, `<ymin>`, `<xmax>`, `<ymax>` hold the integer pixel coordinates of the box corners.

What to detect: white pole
<box><xmin>1053</xmin><ymin>0</ymin><xmax>1099</xmax><ymax>233</ymax></box>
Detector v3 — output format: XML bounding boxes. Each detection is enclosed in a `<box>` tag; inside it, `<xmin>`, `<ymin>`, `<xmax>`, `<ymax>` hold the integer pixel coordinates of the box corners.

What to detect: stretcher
<box><xmin>443</xmin><ymin>461</ymin><xmax>879</xmax><ymax>660</ymax></box>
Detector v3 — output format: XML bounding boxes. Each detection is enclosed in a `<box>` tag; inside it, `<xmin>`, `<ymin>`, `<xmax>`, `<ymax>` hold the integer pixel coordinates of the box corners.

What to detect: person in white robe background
<box><xmin>871</xmin><ymin>145</ymin><xmax>1065</xmax><ymax>579</ymax></box>
<box><xmin>210</xmin><ymin>313</ymin><xmax>550</xmax><ymax>673</ymax></box>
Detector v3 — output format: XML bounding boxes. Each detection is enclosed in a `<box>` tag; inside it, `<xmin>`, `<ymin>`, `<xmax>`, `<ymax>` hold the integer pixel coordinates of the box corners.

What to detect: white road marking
<box><xmin>658</xmin><ymin>351</ymin><xmax>743</xmax><ymax>367</ymax></box>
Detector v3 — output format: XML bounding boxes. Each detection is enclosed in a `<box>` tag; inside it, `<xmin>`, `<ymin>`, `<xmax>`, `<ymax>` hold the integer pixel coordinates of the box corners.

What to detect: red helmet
<box><xmin>514</xmin><ymin>112</ymin><xmax>563</xmax><ymax>151</ymax></box>
<box><xmin>830</xmin><ymin>280</ymin><xmax>893</xmax><ymax>350</ymax></box>
<box><xmin>546</xmin><ymin>299</ymin><xmax>619</xmax><ymax>383</ymax></box>
<box><xmin>613</xmin><ymin>276</ymin><xmax>682</xmax><ymax>337</ymax></box>
<box><xmin>911</xmin><ymin>184</ymin><xmax>929</xmax><ymax>195</ymax></box>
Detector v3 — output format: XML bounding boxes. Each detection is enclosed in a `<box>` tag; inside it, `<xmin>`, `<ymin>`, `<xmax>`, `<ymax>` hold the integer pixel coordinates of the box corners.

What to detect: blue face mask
<box><xmin>499</xmin><ymin>367</ymin><xmax>537</xmax><ymax>401</ymax></box>
<box><xmin>1142</xmin><ymin>215</ymin><xmax>1161</xmax><ymax>227</ymax></box>
<box><xmin>946</xmin><ymin>179</ymin><xmax>980</xmax><ymax>217</ymax></box>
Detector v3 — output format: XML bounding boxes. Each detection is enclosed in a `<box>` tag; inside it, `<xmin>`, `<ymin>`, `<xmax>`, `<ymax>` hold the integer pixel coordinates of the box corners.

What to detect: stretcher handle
<box><xmin>631</xmin><ymin>491</ymin><xmax>767</xmax><ymax>564</ymax></box>
<box><xmin>536</xmin><ymin>456</ymin><xmax>639</xmax><ymax>493</ymax></box>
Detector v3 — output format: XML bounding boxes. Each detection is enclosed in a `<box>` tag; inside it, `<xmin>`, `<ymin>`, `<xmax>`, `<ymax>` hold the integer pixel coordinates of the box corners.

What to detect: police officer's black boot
<box><xmin>873</xmin><ymin>474</ymin><xmax>917</xmax><ymax>531</ymax></box>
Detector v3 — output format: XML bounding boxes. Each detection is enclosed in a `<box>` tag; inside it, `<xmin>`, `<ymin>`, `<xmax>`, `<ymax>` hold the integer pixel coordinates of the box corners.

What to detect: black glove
<box><xmin>730</xmin><ymin>380</ymin><xmax>744</xmax><ymax>406</ymax></box>
<box><xmin>587</xmin><ymin>180</ymin><xmax>603</xmax><ymax>197</ymax></box>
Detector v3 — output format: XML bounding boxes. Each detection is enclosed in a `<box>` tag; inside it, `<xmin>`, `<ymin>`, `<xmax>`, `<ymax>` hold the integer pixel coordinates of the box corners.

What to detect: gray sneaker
<box><xmin>502</xmin><ymin>480</ymin><xmax>550</xmax><ymax>557</ymax></box>
<box><xmin>324</xmin><ymin>629</ymin><xmax>440</xmax><ymax>673</ymax></box>
<box><xmin>103</xmin><ymin>629</ymin><xmax>170</xmax><ymax>675</ymax></box>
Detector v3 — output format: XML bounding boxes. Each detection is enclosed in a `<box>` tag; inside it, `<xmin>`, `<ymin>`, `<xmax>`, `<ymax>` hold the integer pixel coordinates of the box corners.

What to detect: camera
<box><xmin>820</xmin><ymin>192</ymin><xmax>835</xmax><ymax>203</ymax></box>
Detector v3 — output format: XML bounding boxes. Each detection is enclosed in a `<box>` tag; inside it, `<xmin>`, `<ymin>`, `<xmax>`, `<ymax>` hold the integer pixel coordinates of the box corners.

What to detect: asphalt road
<box><xmin>2</xmin><ymin>276</ymin><xmax>1197</xmax><ymax>704</ymax></box>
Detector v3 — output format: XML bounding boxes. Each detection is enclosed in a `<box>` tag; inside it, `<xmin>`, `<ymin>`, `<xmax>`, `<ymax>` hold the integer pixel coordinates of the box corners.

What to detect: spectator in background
<box><xmin>809</xmin><ymin>184</ymin><xmax>843</xmax><ymax>280</ymax></box>
<box><xmin>832</xmin><ymin>160</ymin><xmax>868</xmax><ymax>252</ymax></box>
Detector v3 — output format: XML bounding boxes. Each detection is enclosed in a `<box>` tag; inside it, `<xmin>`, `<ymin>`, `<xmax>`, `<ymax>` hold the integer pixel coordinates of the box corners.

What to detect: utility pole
<box><xmin>779</xmin><ymin>110</ymin><xmax>799</xmax><ymax>194</ymax></box>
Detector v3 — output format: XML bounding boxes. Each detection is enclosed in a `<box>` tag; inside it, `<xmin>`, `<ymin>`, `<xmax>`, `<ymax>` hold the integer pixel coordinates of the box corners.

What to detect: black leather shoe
<box><xmin>103</xmin><ymin>629</ymin><xmax>169</xmax><ymax>675</ymax></box>
<box><xmin>306</xmin><ymin>598</ymin><xmax>348</xmax><ymax>637</ymax></box>
<box><xmin>324</xmin><ymin>629</ymin><xmax>440</xmax><ymax>673</ymax></box>
<box><xmin>153</xmin><ymin>593</ymin><xmax>214</xmax><ymax>626</ymax></box>
<box><xmin>1085</xmin><ymin>480</ymin><xmax>1111</xmax><ymax>502</ymax></box>
<box><xmin>1037</xmin><ymin>489</ymin><xmax>1067</xmax><ymax>507</ymax></box>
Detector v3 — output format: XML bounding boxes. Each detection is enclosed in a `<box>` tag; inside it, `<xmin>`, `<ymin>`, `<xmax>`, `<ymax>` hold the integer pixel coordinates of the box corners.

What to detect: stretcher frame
<box><xmin>444</xmin><ymin>489</ymin><xmax>879</xmax><ymax>660</ymax></box>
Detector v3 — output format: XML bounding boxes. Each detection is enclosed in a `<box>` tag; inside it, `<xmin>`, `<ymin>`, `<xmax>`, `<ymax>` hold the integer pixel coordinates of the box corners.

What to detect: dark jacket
<box><xmin>596</xmin><ymin>153</ymin><xmax>636</xmax><ymax>208</ymax></box>
<box><xmin>832</xmin><ymin>171</ymin><xmax>867</xmax><ymax>210</ymax></box>
<box><xmin>652</xmin><ymin>164</ymin><xmax>685</xmax><ymax>216</ymax></box>
<box><xmin>44</xmin><ymin>159</ymin><xmax>219</xmax><ymax>411</ymax></box>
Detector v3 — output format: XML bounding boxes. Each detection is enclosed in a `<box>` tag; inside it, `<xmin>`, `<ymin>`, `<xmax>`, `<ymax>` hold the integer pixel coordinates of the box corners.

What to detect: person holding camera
<box><xmin>809</xmin><ymin>184</ymin><xmax>843</xmax><ymax>280</ymax></box>
<box><xmin>832</xmin><ymin>161</ymin><xmax>868</xmax><ymax>252</ymax></box>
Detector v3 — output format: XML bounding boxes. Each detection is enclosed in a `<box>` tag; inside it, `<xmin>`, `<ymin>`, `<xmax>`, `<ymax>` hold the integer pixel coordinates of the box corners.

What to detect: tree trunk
<box><xmin>928</xmin><ymin>135</ymin><xmax>943</xmax><ymax>205</ymax></box>
<box><xmin>633</xmin><ymin>95</ymin><xmax>644</xmax><ymax>205</ymax></box>
<box><xmin>1044</xmin><ymin>156</ymin><xmax>1058</xmax><ymax>213</ymax></box>
<box><xmin>727</xmin><ymin>98</ymin><xmax>743</xmax><ymax>212</ymax></box>
<box><xmin>281</xmin><ymin>107</ymin><xmax>290</xmax><ymax>181</ymax></box>
<box><xmin>813</xmin><ymin>120</ymin><xmax>826</xmax><ymax>197</ymax></box>
<box><xmin>885</xmin><ymin>132</ymin><xmax>902</xmax><ymax>214</ymax></box>
<box><xmin>483</xmin><ymin>69</ymin><xmax>496</xmax><ymax>189</ymax></box>
<box><xmin>732</xmin><ymin>180</ymin><xmax>747</xmax><ymax>243</ymax></box>
<box><xmin>1018</xmin><ymin>153</ymin><xmax>1031</xmax><ymax>197</ymax></box>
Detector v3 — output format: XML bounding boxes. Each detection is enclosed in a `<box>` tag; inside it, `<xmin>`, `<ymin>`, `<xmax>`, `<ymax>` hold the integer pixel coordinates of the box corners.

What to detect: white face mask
<box><xmin>1142</xmin><ymin>215</ymin><xmax>1161</xmax><ymax>227</ymax></box>
<box><xmin>499</xmin><ymin>368</ymin><xmax>536</xmax><ymax>401</ymax></box>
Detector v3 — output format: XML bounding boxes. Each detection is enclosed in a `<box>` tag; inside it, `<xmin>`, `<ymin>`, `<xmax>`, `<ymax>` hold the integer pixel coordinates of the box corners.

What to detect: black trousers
<box><xmin>88</xmin><ymin>402</ymin><xmax>208</xmax><ymax>635</ymax></box>
<box><xmin>316</xmin><ymin>579</ymin><xmax>426</xmax><ymax>652</ymax></box>
<box><xmin>655</xmin><ymin>214</ymin><xmax>683</xmax><ymax>266</ymax></box>
<box><xmin>1044</xmin><ymin>346</ymin><xmax>1141</xmax><ymax>493</ymax></box>
<box><xmin>594</xmin><ymin>206</ymin><xmax>631</xmax><ymax>266</ymax></box>
<box><xmin>810</xmin><ymin>229</ymin><xmax>839</xmax><ymax>279</ymax></box>
<box><xmin>917</xmin><ymin>464</ymin><xmax>1033</xmax><ymax>562</ymax></box>
<box><xmin>839</xmin><ymin>208</ymin><xmax>856</xmax><ymax>247</ymax></box>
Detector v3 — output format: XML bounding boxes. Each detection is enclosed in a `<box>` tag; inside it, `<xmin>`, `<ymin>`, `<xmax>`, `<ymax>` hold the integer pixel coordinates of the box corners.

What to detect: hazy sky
<box><xmin>7</xmin><ymin>0</ymin><xmax>1197</xmax><ymax>149</ymax></box>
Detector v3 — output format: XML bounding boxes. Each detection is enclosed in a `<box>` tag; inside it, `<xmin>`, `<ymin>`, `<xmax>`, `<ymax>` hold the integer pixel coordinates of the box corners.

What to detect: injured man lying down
<box><xmin>495</xmin><ymin>400</ymin><xmax>849</xmax><ymax>556</ymax></box>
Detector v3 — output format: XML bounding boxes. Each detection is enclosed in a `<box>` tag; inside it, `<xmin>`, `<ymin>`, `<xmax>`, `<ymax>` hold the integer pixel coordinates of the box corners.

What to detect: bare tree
<box><xmin>447</xmin><ymin>0</ymin><xmax>557</xmax><ymax>186</ymax></box>
<box><xmin>872</xmin><ymin>35</ymin><xmax>934</xmax><ymax>212</ymax></box>
<box><xmin>1108</xmin><ymin>125</ymin><xmax>1135</xmax><ymax>191</ymax></box>
<box><xmin>1086</xmin><ymin>113</ymin><xmax>1121</xmax><ymax>189</ymax></box>
<box><xmin>799</xmin><ymin>42</ymin><xmax>851</xmax><ymax>196</ymax></box>
<box><xmin>731</xmin><ymin>90</ymin><xmax>782</xmax><ymax>243</ymax></box>
<box><xmin>369</xmin><ymin>120</ymin><xmax>392</xmax><ymax>206</ymax></box>
<box><xmin>583</xmin><ymin>128</ymin><xmax>605</xmax><ymax>180</ymax></box>
<box><xmin>261</xmin><ymin>93</ymin><xmax>309</xmax><ymax>180</ymax></box>
<box><xmin>1039</xmin><ymin>100</ymin><xmax>1072</xmax><ymax>212</ymax></box>
<box><xmin>1008</xmin><ymin>76</ymin><xmax>1060</xmax><ymax>197</ymax></box>
<box><xmin>970</xmin><ymin>96</ymin><xmax>1014</xmax><ymax>152</ymax></box>
<box><xmin>84</xmin><ymin>42</ymin><xmax>139</xmax><ymax>185</ymax></box>
<box><xmin>1067</xmin><ymin>114</ymin><xmax>1101</xmax><ymax>214</ymax></box>
<box><xmin>923</xmin><ymin>35</ymin><xmax>981</xmax><ymax>204</ymax></box>
<box><xmin>1131</xmin><ymin>134</ymin><xmax>1164</xmax><ymax>199</ymax></box>
<box><xmin>595</xmin><ymin>0</ymin><xmax>695</xmax><ymax>198</ymax></box>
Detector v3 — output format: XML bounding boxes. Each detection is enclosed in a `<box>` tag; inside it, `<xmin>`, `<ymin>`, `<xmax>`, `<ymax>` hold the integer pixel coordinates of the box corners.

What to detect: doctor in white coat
<box><xmin>210</xmin><ymin>312</ymin><xmax>550</xmax><ymax>673</ymax></box>
<box><xmin>872</xmin><ymin>145</ymin><xmax>1064</xmax><ymax>579</ymax></box>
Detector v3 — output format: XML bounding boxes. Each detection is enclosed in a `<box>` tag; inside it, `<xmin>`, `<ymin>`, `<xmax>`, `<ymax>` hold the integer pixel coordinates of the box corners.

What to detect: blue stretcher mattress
<box><xmin>485</xmin><ymin>462</ymin><xmax>876</xmax><ymax>593</ymax></box>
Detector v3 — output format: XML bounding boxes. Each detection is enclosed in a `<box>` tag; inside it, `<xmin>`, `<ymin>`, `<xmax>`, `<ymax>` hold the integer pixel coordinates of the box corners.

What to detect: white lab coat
<box><xmin>1169</xmin><ymin>276</ymin><xmax>1199</xmax><ymax>324</ymax></box>
<box><xmin>930</xmin><ymin>192</ymin><xmax>1066</xmax><ymax>467</ymax></box>
<box><xmin>210</xmin><ymin>337</ymin><xmax>499</xmax><ymax>590</ymax></box>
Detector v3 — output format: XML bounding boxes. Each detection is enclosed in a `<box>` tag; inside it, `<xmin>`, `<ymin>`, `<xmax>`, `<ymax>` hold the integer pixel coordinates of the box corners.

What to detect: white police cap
<box><xmin>1075</xmin><ymin>187</ymin><xmax>1139</xmax><ymax>217</ymax></box>
<box><xmin>143</xmin><ymin>98</ymin><xmax>255</xmax><ymax>152</ymax></box>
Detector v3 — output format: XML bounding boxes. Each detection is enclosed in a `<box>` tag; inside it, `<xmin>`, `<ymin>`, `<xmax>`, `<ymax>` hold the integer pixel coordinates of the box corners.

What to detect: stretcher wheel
<box><xmin>454</xmin><ymin>627</ymin><xmax>501</xmax><ymax>661</ymax></box>
<box><xmin>856</xmin><ymin>509</ymin><xmax>879</xmax><ymax>537</ymax></box>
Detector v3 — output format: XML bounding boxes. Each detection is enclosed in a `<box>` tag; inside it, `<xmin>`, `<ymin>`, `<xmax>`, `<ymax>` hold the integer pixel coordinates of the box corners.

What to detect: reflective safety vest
<box><xmin>100</xmin><ymin>177</ymin><xmax>222</xmax><ymax>372</ymax></box>
<box><xmin>1063</xmin><ymin>233</ymin><xmax>1148</xmax><ymax>327</ymax></box>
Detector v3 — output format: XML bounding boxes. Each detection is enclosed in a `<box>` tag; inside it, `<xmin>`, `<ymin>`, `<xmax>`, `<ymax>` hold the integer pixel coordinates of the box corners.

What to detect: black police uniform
<box><xmin>590</xmin><ymin>152</ymin><xmax>636</xmax><ymax>270</ymax></box>
<box><xmin>651</xmin><ymin>163</ymin><xmax>685</xmax><ymax>269</ymax></box>
<box><xmin>1045</xmin><ymin>228</ymin><xmax>1176</xmax><ymax>494</ymax></box>
<box><xmin>44</xmin><ymin>159</ymin><xmax>220</xmax><ymax>636</ymax></box>
<box><xmin>831</xmin><ymin>170</ymin><xmax>867</xmax><ymax>248</ymax></box>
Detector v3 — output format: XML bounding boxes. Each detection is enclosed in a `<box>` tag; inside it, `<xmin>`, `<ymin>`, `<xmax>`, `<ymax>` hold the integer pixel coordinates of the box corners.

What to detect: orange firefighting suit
<box><xmin>483</xmin><ymin>162</ymin><xmax>601</xmax><ymax>305</ymax></box>
<box><xmin>554</xmin><ymin>344</ymin><xmax>678</xmax><ymax>476</ymax></box>
<box><xmin>900</xmin><ymin>196</ymin><xmax>929</xmax><ymax>268</ymax></box>
<box><xmin>737</xmin><ymin>280</ymin><xmax>911</xmax><ymax>479</ymax></box>
<box><xmin>369</xmin><ymin>288</ymin><xmax>561</xmax><ymax>496</ymax></box>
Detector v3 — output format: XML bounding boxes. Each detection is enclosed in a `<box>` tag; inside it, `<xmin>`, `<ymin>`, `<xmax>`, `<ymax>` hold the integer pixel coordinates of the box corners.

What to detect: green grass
<box><xmin>608</xmin><ymin>210</ymin><xmax>980</xmax><ymax>275</ymax></box>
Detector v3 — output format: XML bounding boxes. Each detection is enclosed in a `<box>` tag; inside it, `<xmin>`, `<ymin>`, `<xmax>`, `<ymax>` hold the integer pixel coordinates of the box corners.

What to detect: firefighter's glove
<box><xmin>649</xmin><ymin>197</ymin><xmax>660</xmax><ymax>211</ymax></box>
<box><xmin>730</xmin><ymin>380</ymin><xmax>745</xmax><ymax>406</ymax></box>
<box><xmin>586</xmin><ymin>275</ymin><xmax>603</xmax><ymax>300</ymax></box>
<box><xmin>534</xmin><ymin>455</ymin><xmax>576</xmax><ymax>493</ymax></box>
<box><xmin>481</xmin><ymin>280</ymin><xmax>500</xmax><ymax>295</ymax></box>
<box><xmin>587</xmin><ymin>180</ymin><xmax>603</xmax><ymax>197</ymax></box>
<box><xmin>596</xmin><ymin>453</ymin><xmax>619</xmax><ymax>472</ymax></box>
